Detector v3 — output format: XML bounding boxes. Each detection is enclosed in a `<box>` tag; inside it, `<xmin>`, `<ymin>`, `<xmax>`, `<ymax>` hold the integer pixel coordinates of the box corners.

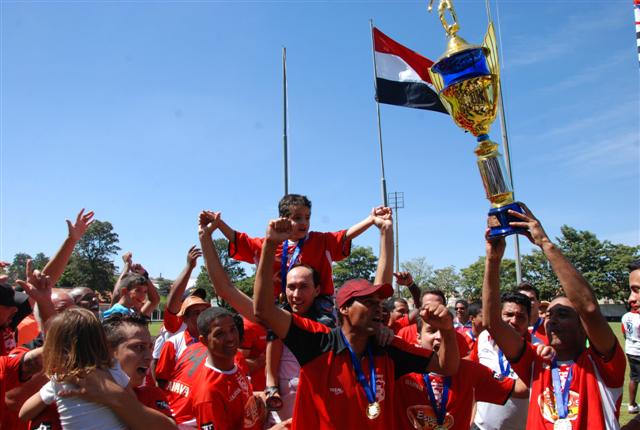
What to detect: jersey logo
<box><xmin>538</xmin><ymin>387</ymin><xmax>579</xmax><ymax>423</ymax></box>
<box><xmin>32</xmin><ymin>424</ymin><xmax>53</xmax><ymax>430</ymax></box>
<box><xmin>406</xmin><ymin>404</ymin><xmax>455</xmax><ymax>429</ymax></box>
<box><xmin>329</xmin><ymin>387</ymin><xmax>344</xmax><ymax>396</ymax></box>
<box><xmin>200</xmin><ymin>423</ymin><xmax>215</xmax><ymax>430</ymax></box>
<box><xmin>155</xmin><ymin>400</ymin><xmax>170</xmax><ymax>410</ymax></box>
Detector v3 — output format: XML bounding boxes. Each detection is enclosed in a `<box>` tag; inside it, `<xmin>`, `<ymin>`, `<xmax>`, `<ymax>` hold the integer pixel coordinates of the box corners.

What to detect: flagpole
<box><xmin>369</xmin><ymin>19</ymin><xmax>389</xmax><ymax>207</ymax></box>
<box><xmin>283</xmin><ymin>47</ymin><xmax>289</xmax><ymax>195</ymax></box>
<box><xmin>486</xmin><ymin>0</ymin><xmax>523</xmax><ymax>284</ymax></box>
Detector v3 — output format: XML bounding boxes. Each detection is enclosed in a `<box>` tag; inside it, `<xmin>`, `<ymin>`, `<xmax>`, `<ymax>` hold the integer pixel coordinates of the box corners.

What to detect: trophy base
<box><xmin>487</xmin><ymin>202</ymin><xmax>526</xmax><ymax>238</ymax></box>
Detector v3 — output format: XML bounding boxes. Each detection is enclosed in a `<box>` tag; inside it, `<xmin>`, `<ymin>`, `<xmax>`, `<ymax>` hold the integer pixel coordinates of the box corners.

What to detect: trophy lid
<box><xmin>439</xmin><ymin>33</ymin><xmax>484</xmax><ymax>61</ymax></box>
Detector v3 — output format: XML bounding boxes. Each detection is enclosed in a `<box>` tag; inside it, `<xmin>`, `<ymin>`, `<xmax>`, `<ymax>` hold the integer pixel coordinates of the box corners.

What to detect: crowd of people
<box><xmin>0</xmin><ymin>194</ymin><xmax>637</xmax><ymax>430</ymax></box>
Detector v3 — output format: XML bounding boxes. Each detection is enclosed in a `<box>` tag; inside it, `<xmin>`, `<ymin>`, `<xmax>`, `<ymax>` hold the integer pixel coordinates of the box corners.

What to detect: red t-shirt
<box><xmin>389</xmin><ymin>315</ymin><xmax>411</xmax><ymax>334</ymax></box>
<box><xmin>239</xmin><ymin>317</ymin><xmax>267</xmax><ymax>391</ymax></box>
<box><xmin>283</xmin><ymin>313</ymin><xmax>434</xmax><ymax>430</ymax></box>
<box><xmin>28</xmin><ymin>404</ymin><xmax>61</xmax><ymax>430</ymax></box>
<box><xmin>191</xmin><ymin>358</ymin><xmax>262</xmax><ymax>430</ymax></box>
<box><xmin>163</xmin><ymin>310</ymin><xmax>183</xmax><ymax>334</ymax></box>
<box><xmin>229</xmin><ymin>230</ymin><xmax>351</xmax><ymax>297</ymax></box>
<box><xmin>0</xmin><ymin>349</ymin><xmax>26</xmax><ymax>424</ymax></box>
<box><xmin>395</xmin><ymin>359</ymin><xmax>515</xmax><ymax>430</ymax></box>
<box><xmin>511</xmin><ymin>340</ymin><xmax>626</xmax><ymax>429</ymax></box>
<box><xmin>134</xmin><ymin>384</ymin><xmax>174</xmax><ymax>419</ymax></box>
<box><xmin>155</xmin><ymin>329</ymin><xmax>199</xmax><ymax>382</ymax></box>
<box><xmin>397</xmin><ymin>325</ymin><xmax>471</xmax><ymax>357</ymax></box>
<box><xmin>160</xmin><ymin>342</ymin><xmax>208</xmax><ymax>424</ymax></box>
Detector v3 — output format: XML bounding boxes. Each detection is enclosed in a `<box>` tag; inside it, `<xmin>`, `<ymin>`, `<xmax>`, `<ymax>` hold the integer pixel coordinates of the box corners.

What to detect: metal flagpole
<box><xmin>369</xmin><ymin>19</ymin><xmax>388</xmax><ymax>207</ymax></box>
<box><xmin>485</xmin><ymin>0</ymin><xmax>523</xmax><ymax>284</ymax></box>
<box><xmin>283</xmin><ymin>47</ymin><xmax>289</xmax><ymax>195</ymax></box>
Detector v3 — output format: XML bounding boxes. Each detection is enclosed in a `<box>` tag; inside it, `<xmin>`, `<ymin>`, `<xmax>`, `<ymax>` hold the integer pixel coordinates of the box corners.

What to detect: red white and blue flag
<box><xmin>372</xmin><ymin>27</ymin><xmax>448</xmax><ymax>114</ymax></box>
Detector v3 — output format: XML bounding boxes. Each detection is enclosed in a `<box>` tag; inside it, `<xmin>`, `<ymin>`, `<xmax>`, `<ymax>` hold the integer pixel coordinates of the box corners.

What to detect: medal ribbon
<box><xmin>280</xmin><ymin>238</ymin><xmax>305</xmax><ymax>296</ymax></box>
<box><xmin>339</xmin><ymin>330</ymin><xmax>377</xmax><ymax>406</ymax></box>
<box><xmin>422</xmin><ymin>374</ymin><xmax>450</xmax><ymax>426</ymax></box>
<box><xmin>551</xmin><ymin>360</ymin><xmax>574</xmax><ymax>419</ymax></box>
<box><xmin>467</xmin><ymin>329</ymin><xmax>476</xmax><ymax>342</ymax></box>
<box><xmin>531</xmin><ymin>317</ymin><xmax>542</xmax><ymax>337</ymax></box>
<box><xmin>497</xmin><ymin>349</ymin><xmax>511</xmax><ymax>377</ymax></box>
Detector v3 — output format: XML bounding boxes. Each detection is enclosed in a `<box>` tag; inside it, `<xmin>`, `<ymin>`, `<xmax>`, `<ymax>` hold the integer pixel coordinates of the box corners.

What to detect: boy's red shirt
<box><xmin>229</xmin><ymin>230</ymin><xmax>351</xmax><ymax>297</ymax></box>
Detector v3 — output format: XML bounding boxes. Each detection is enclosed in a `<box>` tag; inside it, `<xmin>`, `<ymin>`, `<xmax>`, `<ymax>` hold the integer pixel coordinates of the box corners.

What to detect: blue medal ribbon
<box><xmin>280</xmin><ymin>238</ymin><xmax>305</xmax><ymax>297</ymax></box>
<box><xmin>339</xmin><ymin>330</ymin><xmax>377</xmax><ymax>406</ymax></box>
<box><xmin>422</xmin><ymin>374</ymin><xmax>450</xmax><ymax>426</ymax></box>
<box><xmin>551</xmin><ymin>360</ymin><xmax>574</xmax><ymax>419</ymax></box>
<box><xmin>531</xmin><ymin>317</ymin><xmax>543</xmax><ymax>337</ymax></box>
<box><xmin>497</xmin><ymin>349</ymin><xmax>511</xmax><ymax>378</ymax></box>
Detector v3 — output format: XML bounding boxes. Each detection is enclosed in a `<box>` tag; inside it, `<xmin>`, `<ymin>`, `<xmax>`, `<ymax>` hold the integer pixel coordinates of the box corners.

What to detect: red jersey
<box><xmin>160</xmin><ymin>342</ymin><xmax>208</xmax><ymax>424</ymax></box>
<box><xmin>511</xmin><ymin>340</ymin><xmax>625</xmax><ymax>429</ymax></box>
<box><xmin>134</xmin><ymin>384</ymin><xmax>174</xmax><ymax>419</ymax></box>
<box><xmin>229</xmin><ymin>230</ymin><xmax>351</xmax><ymax>297</ymax></box>
<box><xmin>395</xmin><ymin>359</ymin><xmax>515</xmax><ymax>430</ymax></box>
<box><xmin>163</xmin><ymin>310</ymin><xmax>183</xmax><ymax>334</ymax></box>
<box><xmin>239</xmin><ymin>317</ymin><xmax>267</xmax><ymax>391</ymax></box>
<box><xmin>283</xmin><ymin>313</ymin><xmax>433</xmax><ymax>430</ymax></box>
<box><xmin>389</xmin><ymin>315</ymin><xmax>411</xmax><ymax>334</ymax></box>
<box><xmin>190</xmin><ymin>358</ymin><xmax>262</xmax><ymax>430</ymax></box>
<box><xmin>461</xmin><ymin>328</ymin><xmax>480</xmax><ymax>355</ymax></box>
<box><xmin>28</xmin><ymin>404</ymin><xmax>61</xmax><ymax>430</ymax></box>
<box><xmin>397</xmin><ymin>325</ymin><xmax>471</xmax><ymax>357</ymax></box>
<box><xmin>0</xmin><ymin>349</ymin><xmax>26</xmax><ymax>424</ymax></box>
<box><xmin>155</xmin><ymin>329</ymin><xmax>199</xmax><ymax>382</ymax></box>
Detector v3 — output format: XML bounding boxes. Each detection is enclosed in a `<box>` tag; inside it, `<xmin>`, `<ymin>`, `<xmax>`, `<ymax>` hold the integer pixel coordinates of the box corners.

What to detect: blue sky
<box><xmin>1</xmin><ymin>1</ymin><xmax>638</xmax><ymax>282</ymax></box>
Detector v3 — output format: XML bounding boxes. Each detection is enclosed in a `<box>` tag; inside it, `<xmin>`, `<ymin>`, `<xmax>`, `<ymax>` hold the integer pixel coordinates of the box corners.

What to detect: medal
<box><xmin>551</xmin><ymin>360</ymin><xmax>575</xmax><ymax>426</ymax></box>
<box><xmin>366</xmin><ymin>402</ymin><xmax>380</xmax><ymax>419</ymax></box>
<box><xmin>340</xmin><ymin>330</ymin><xmax>380</xmax><ymax>420</ymax></box>
<box><xmin>554</xmin><ymin>418</ymin><xmax>572</xmax><ymax>430</ymax></box>
<box><xmin>497</xmin><ymin>348</ymin><xmax>511</xmax><ymax>378</ymax></box>
<box><xmin>423</xmin><ymin>373</ymin><xmax>450</xmax><ymax>430</ymax></box>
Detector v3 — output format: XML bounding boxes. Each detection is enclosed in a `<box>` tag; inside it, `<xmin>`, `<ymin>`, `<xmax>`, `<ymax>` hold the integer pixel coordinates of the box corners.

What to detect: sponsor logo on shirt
<box><xmin>329</xmin><ymin>387</ymin><xmax>344</xmax><ymax>396</ymax></box>
<box><xmin>200</xmin><ymin>423</ymin><xmax>215</xmax><ymax>430</ymax></box>
<box><xmin>155</xmin><ymin>400</ymin><xmax>170</xmax><ymax>410</ymax></box>
<box><xmin>166</xmin><ymin>380</ymin><xmax>190</xmax><ymax>397</ymax></box>
<box><xmin>406</xmin><ymin>404</ymin><xmax>455</xmax><ymax>429</ymax></box>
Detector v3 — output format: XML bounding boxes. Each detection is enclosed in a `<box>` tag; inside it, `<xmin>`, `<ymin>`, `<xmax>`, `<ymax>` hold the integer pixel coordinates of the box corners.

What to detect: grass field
<box><xmin>148</xmin><ymin>321</ymin><xmax>634</xmax><ymax>424</ymax></box>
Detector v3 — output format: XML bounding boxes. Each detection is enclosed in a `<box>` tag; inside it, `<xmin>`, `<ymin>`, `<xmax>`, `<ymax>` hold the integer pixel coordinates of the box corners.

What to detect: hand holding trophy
<box><xmin>427</xmin><ymin>0</ymin><xmax>525</xmax><ymax>238</ymax></box>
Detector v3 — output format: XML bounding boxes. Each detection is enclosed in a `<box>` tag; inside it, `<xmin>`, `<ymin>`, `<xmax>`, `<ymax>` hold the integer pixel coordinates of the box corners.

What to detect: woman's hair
<box><xmin>43</xmin><ymin>307</ymin><xmax>112</xmax><ymax>381</ymax></box>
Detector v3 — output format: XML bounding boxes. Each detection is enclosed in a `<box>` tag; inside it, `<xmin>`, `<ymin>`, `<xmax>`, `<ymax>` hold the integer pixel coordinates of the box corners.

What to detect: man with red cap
<box><xmin>253</xmin><ymin>209</ymin><xmax>460</xmax><ymax>430</ymax></box>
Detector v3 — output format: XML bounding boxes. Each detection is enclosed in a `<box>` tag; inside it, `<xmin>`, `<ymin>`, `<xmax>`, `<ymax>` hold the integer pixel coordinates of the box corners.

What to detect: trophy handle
<box><xmin>428</xmin><ymin>0</ymin><xmax>460</xmax><ymax>37</ymax></box>
<box><xmin>482</xmin><ymin>22</ymin><xmax>500</xmax><ymax>78</ymax></box>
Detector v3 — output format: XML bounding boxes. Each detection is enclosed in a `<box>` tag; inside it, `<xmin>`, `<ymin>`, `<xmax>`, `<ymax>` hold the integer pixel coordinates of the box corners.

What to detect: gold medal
<box><xmin>366</xmin><ymin>402</ymin><xmax>380</xmax><ymax>419</ymax></box>
<box><xmin>554</xmin><ymin>418</ymin><xmax>572</xmax><ymax>430</ymax></box>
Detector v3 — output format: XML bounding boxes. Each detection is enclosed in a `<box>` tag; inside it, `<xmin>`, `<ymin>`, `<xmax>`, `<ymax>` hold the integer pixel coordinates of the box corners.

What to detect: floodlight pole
<box><xmin>388</xmin><ymin>191</ymin><xmax>404</xmax><ymax>296</ymax></box>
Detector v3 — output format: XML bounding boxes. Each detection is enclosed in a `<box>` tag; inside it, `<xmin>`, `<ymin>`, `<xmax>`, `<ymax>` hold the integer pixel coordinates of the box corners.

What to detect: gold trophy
<box><xmin>427</xmin><ymin>0</ymin><xmax>525</xmax><ymax>237</ymax></box>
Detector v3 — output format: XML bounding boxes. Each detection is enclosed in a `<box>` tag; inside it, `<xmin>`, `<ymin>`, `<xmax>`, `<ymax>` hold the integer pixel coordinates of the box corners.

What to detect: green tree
<box><xmin>427</xmin><ymin>266</ymin><xmax>461</xmax><ymax>300</ymax></box>
<box><xmin>154</xmin><ymin>275</ymin><xmax>174</xmax><ymax>296</ymax></box>
<box><xmin>333</xmin><ymin>246</ymin><xmax>378</xmax><ymax>288</ymax></box>
<box><xmin>196</xmin><ymin>238</ymin><xmax>247</xmax><ymax>301</ymax></box>
<box><xmin>460</xmin><ymin>257</ymin><xmax>517</xmax><ymax>301</ymax></box>
<box><xmin>58</xmin><ymin>220</ymin><xmax>121</xmax><ymax>292</ymax></box>
<box><xmin>7</xmin><ymin>253</ymin><xmax>32</xmax><ymax>284</ymax></box>
<box><xmin>400</xmin><ymin>257</ymin><xmax>433</xmax><ymax>288</ymax></box>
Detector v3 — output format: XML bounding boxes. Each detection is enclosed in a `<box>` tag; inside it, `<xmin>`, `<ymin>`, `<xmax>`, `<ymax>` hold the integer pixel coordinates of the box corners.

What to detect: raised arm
<box><xmin>482</xmin><ymin>232</ymin><xmax>526</xmax><ymax>360</ymax></box>
<box><xmin>253</xmin><ymin>219</ymin><xmax>293</xmax><ymax>339</ymax></box>
<box><xmin>166</xmin><ymin>246</ymin><xmax>202</xmax><ymax>314</ymax></box>
<box><xmin>422</xmin><ymin>303</ymin><xmax>460</xmax><ymax>376</ymax></box>
<box><xmin>214</xmin><ymin>215</ymin><xmax>237</xmax><ymax>243</ymax></box>
<box><xmin>42</xmin><ymin>209</ymin><xmax>94</xmax><ymax>286</ymax></box>
<box><xmin>509</xmin><ymin>203</ymin><xmax>617</xmax><ymax>358</ymax></box>
<box><xmin>198</xmin><ymin>211</ymin><xmax>257</xmax><ymax>322</ymax></box>
<box><xmin>372</xmin><ymin>207</ymin><xmax>393</xmax><ymax>285</ymax></box>
<box><xmin>394</xmin><ymin>272</ymin><xmax>422</xmax><ymax>324</ymax></box>
<box><xmin>139</xmin><ymin>267</ymin><xmax>160</xmax><ymax>319</ymax></box>
<box><xmin>16</xmin><ymin>261</ymin><xmax>54</xmax><ymax>329</ymax></box>
<box><xmin>111</xmin><ymin>252</ymin><xmax>133</xmax><ymax>305</ymax></box>
<box><xmin>344</xmin><ymin>207</ymin><xmax>378</xmax><ymax>241</ymax></box>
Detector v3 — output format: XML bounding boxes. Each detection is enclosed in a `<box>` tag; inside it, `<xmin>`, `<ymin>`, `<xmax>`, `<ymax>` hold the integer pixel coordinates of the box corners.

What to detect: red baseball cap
<box><xmin>335</xmin><ymin>279</ymin><xmax>394</xmax><ymax>308</ymax></box>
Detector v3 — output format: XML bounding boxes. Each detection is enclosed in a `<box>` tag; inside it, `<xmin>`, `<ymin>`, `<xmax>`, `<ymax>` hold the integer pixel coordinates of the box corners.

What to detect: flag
<box><xmin>372</xmin><ymin>27</ymin><xmax>448</xmax><ymax>114</ymax></box>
